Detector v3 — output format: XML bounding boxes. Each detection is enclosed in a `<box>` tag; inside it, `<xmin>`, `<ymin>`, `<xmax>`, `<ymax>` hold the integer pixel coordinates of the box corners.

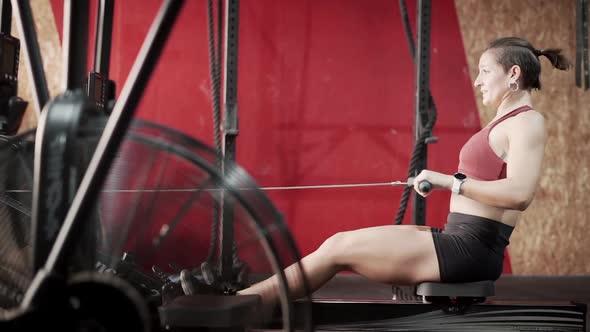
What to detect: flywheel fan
<box><xmin>0</xmin><ymin>114</ymin><xmax>313</xmax><ymax>331</ymax></box>
<box><xmin>94</xmin><ymin>119</ymin><xmax>313</xmax><ymax>330</ymax></box>
<box><xmin>0</xmin><ymin>130</ymin><xmax>35</xmax><ymax>308</ymax></box>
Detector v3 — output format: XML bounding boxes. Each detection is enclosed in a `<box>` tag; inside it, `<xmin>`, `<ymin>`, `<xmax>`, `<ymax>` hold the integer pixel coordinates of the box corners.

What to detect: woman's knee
<box><xmin>317</xmin><ymin>231</ymin><xmax>354</xmax><ymax>260</ymax></box>
<box><xmin>319</xmin><ymin>229</ymin><xmax>375</xmax><ymax>267</ymax></box>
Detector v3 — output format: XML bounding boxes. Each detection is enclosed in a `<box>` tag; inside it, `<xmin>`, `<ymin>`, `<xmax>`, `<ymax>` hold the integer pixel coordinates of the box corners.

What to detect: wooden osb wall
<box><xmin>12</xmin><ymin>0</ymin><xmax>62</xmax><ymax>133</ymax></box>
<box><xmin>455</xmin><ymin>0</ymin><xmax>590</xmax><ymax>275</ymax></box>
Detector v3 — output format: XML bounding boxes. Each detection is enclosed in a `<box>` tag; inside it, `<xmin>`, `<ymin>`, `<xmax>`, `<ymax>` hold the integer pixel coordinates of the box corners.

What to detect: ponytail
<box><xmin>536</xmin><ymin>48</ymin><xmax>573</xmax><ymax>71</ymax></box>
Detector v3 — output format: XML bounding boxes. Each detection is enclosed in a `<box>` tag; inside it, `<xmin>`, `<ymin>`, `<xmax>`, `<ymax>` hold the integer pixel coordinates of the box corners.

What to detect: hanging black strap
<box><xmin>576</xmin><ymin>0</ymin><xmax>589</xmax><ymax>90</ymax></box>
<box><xmin>584</xmin><ymin>0</ymin><xmax>589</xmax><ymax>90</ymax></box>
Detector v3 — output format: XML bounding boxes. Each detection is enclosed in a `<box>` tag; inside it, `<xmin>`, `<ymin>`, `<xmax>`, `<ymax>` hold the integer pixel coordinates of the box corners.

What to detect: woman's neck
<box><xmin>495</xmin><ymin>91</ymin><xmax>533</xmax><ymax>117</ymax></box>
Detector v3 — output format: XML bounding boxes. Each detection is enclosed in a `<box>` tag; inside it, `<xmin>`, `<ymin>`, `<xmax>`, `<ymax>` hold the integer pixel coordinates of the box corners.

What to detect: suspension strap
<box><xmin>576</xmin><ymin>0</ymin><xmax>589</xmax><ymax>90</ymax></box>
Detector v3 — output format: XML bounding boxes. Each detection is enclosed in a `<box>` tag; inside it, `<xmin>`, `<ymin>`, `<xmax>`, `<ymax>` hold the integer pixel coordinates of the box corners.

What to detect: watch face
<box><xmin>454</xmin><ymin>172</ymin><xmax>467</xmax><ymax>180</ymax></box>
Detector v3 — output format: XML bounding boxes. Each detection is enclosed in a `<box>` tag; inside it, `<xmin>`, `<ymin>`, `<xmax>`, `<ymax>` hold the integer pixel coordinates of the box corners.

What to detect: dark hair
<box><xmin>486</xmin><ymin>37</ymin><xmax>572</xmax><ymax>90</ymax></box>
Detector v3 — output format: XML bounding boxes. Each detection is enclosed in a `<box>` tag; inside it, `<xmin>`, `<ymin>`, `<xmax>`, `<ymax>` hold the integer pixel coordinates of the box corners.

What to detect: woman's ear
<box><xmin>510</xmin><ymin>65</ymin><xmax>522</xmax><ymax>81</ymax></box>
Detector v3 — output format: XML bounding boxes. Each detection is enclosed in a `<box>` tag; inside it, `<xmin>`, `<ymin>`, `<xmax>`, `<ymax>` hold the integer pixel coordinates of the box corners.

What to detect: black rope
<box><xmin>217</xmin><ymin>0</ymin><xmax>223</xmax><ymax>92</ymax></box>
<box><xmin>206</xmin><ymin>0</ymin><xmax>244</xmax><ymax>285</ymax></box>
<box><xmin>394</xmin><ymin>0</ymin><xmax>438</xmax><ymax>225</ymax></box>
<box><xmin>207</xmin><ymin>0</ymin><xmax>223</xmax><ymax>262</ymax></box>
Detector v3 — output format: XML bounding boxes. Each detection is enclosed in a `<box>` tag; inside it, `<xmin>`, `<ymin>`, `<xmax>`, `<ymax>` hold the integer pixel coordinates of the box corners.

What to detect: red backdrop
<box><xmin>49</xmin><ymin>0</ymin><xmax>511</xmax><ymax>274</ymax></box>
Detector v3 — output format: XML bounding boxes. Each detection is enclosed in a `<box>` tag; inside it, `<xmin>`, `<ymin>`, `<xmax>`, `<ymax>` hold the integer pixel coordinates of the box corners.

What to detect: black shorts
<box><xmin>431</xmin><ymin>212</ymin><xmax>514</xmax><ymax>283</ymax></box>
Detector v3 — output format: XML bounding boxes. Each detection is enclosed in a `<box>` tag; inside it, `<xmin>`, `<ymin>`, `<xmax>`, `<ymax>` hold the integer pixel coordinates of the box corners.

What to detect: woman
<box><xmin>238</xmin><ymin>37</ymin><xmax>572</xmax><ymax>307</ymax></box>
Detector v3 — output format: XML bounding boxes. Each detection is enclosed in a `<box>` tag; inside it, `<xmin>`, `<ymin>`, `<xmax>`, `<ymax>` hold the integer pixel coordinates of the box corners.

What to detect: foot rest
<box><xmin>415</xmin><ymin>280</ymin><xmax>495</xmax><ymax>298</ymax></box>
<box><xmin>158</xmin><ymin>294</ymin><xmax>261</xmax><ymax>328</ymax></box>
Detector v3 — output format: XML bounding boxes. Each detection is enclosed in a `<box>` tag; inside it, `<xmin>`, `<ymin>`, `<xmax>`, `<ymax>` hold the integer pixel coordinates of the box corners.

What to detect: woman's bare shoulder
<box><xmin>508</xmin><ymin>109</ymin><xmax>546</xmax><ymax>141</ymax></box>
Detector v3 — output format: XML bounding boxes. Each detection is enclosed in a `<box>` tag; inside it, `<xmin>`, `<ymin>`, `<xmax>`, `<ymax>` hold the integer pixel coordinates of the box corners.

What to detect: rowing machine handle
<box><xmin>418</xmin><ymin>181</ymin><xmax>432</xmax><ymax>194</ymax></box>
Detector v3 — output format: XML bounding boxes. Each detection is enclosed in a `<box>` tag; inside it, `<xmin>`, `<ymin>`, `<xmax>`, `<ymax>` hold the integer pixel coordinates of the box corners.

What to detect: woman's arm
<box><xmin>414</xmin><ymin>111</ymin><xmax>547</xmax><ymax>211</ymax></box>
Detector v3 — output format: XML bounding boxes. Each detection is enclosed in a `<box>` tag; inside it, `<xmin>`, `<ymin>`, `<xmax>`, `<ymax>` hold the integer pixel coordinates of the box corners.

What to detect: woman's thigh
<box><xmin>323</xmin><ymin>225</ymin><xmax>440</xmax><ymax>285</ymax></box>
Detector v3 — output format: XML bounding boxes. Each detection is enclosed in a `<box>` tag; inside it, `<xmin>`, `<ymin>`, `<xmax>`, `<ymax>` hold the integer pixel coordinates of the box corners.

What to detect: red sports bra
<box><xmin>457</xmin><ymin>105</ymin><xmax>533</xmax><ymax>181</ymax></box>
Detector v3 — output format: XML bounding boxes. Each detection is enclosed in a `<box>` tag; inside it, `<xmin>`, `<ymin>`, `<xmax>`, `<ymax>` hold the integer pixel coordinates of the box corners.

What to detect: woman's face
<box><xmin>473</xmin><ymin>50</ymin><xmax>513</xmax><ymax>107</ymax></box>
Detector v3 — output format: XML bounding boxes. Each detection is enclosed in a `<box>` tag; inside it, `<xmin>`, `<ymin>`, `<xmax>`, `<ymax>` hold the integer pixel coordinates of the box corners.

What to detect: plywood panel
<box><xmin>455</xmin><ymin>0</ymin><xmax>589</xmax><ymax>274</ymax></box>
<box><xmin>12</xmin><ymin>0</ymin><xmax>62</xmax><ymax>133</ymax></box>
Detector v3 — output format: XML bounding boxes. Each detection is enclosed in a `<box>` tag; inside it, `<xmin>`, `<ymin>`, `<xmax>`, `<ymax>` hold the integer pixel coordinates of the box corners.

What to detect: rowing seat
<box><xmin>414</xmin><ymin>280</ymin><xmax>495</xmax><ymax>313</ymax></box>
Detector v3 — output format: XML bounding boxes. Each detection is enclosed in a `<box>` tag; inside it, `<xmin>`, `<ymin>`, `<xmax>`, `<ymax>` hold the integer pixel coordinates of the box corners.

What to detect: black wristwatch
<box><xmin>452</xmin><ymin>173</ymin><xmax>467</xmax><ymax>194</ymax></box>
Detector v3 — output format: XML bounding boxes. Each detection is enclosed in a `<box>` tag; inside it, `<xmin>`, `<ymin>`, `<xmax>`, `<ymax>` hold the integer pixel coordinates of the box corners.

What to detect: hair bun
<box><xmin>534</xmin><ymin>49</ymin><xmax>544</xmax><ymax>57</ymax></box>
